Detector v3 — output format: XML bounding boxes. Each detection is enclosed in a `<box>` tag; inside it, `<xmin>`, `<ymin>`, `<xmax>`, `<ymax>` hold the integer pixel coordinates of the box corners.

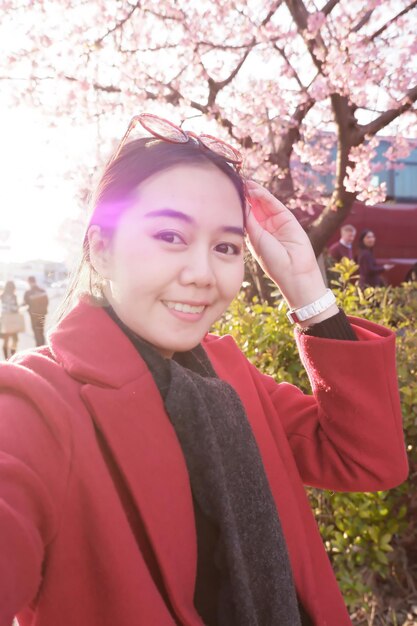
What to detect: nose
<box><xmin>179</xmin><ymin>249</ymin><xmax>216</xmax><ymax>288</ymax></box>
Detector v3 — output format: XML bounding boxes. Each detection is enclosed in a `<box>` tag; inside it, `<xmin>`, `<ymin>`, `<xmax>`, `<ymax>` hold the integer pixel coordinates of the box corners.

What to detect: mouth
<box><xmin>162</xmin><ymin>301</ymin><xmax>207</xmax><ymax>314</ymax></box>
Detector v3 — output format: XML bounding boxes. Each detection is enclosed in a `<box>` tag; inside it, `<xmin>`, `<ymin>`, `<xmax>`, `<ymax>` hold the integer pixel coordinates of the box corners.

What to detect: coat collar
<box><xmin>49</xmin><ymin>298</ymin><xmax>149</xmax><ymax>387</ymax></box>
<box><xmin>49</xmin><ymin>299</ymin><xmax>203</xmax><ymax>624</ymax></box>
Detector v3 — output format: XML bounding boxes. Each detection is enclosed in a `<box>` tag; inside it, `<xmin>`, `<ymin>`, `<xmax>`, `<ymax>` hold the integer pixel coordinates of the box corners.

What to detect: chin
<box><xmin>156</xmin><ymin>337</ymin><xmax>202</xmax><ymax>357</ymax></box>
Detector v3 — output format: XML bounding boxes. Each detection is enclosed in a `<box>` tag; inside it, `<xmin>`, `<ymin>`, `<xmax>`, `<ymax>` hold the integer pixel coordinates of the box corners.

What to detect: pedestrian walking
<box><xmin>358</xmin><ymin>230</ymin><xmax>394</xmax><ymax>288</ymax></box>
<box><xmin>0</xmin><ymin>281</ymin><xmax>24</xmax><ymax>359</ymax></box>
<box><xmin>23</xmin><ymin>275</ymin><xmax>49</xmax><ymax>346</ymax></box>
<box><xmin>328</xmin><ymin>224</ymin><xmax>356</xmax><ymax>262</ymax></box>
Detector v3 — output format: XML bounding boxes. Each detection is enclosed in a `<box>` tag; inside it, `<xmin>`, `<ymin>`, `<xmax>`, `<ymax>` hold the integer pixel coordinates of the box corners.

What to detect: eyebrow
<box><xmin>144</xmin><ymin>208</ymin><xmax>244</xmax><ymax>237</ymax></box>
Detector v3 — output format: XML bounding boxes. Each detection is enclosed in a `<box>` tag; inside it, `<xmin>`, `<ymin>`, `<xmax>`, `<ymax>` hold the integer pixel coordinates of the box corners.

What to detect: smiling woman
<box><xmin>87</xmin><ymin>162</ymin><xmax>245</xmax><ymax>357</ymax></box>
<box><xmin>0</xmin><ymin>114</ymin><xmax>408</xmax><ymax>626</ymax></box>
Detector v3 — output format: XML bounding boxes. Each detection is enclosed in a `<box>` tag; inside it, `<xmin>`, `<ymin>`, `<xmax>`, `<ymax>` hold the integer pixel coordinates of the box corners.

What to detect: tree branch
<box><xmin>93</xmin><ymin>1</ymin><xmax>141</xmax><ymax>47</ymax></box>
<box><xmin>64</xmin><ymin>75</ymin><xmax>122</xmax><ymax>93</ymax></box>
<box><xmin>267</xmin><ymin>97</ymin><xmax>315</xmax><ymax>198</ymax></box>
<box><xmin>284</xmin><ymin>0</ymin><xmax>309</xmax><ymax>31</ymax></box>
<box><xmin>207</xmin><ymin>41</ymin><xmax>254</xmax><ymax>106</ymax></box>
<box><xmin>198</xmin><ymin>39</ymin><xmax>258</xmax><ymax>51</ymax></box>
<box><xmin>272</xmin><ymin>42</ymin><xmax>306</xmax><ymax>91</ymax></box>
<box><xmin>321</xmin><ymin>0</ymin><xmax>340</xmax><ymax>16</ymax></box>
<box><xmin>142</xmin><ymin>7</ymin><xmax>185</xmax><ymax>22</ymax></box>
<box><xmin>369</xmin><ymin>0</ymin><xmax>417</xmax><ymax>41</ymax></box>
<box><xmin>284</xmin><ymin>0</ymin><xmax>326</xmax><ymax>72</ymax></box>
<box><xmin>360</xmin><ymin>84</ymin><xmax>417</xmax><ymax>138</ymax></box>
<box><xmin>71</xmin><ymin>55</ymin><xmax>256</xmax><ymax>151</ymax></box>
<box><xmin>351</xmin><ymin>9</ymin><xmax>373</xmax><ymax>33</ymax></box>
<box><xmin>261</xmin><ymin>0</ymin><xmax>284</xmax><ymax>26</ymax></box>
<box><xmin>120</xmin><ymin>43</ymin><xmax>179</xmax><ymax>53</ymax></box>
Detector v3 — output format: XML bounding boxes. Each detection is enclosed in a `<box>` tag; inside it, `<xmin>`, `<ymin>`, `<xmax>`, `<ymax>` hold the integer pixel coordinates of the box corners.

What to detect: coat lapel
<box><xmin>49</xmin><ymin>301</ymin><xmax>202</xmax><ymax>625</ymax></box>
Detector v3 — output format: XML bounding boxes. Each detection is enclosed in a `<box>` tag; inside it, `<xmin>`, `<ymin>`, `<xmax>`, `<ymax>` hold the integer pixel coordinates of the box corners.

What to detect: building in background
<box><xmin>317</xmin><ymin>137</ymin><xmax>417</xmax><ymax>202</ymax></box>
<box><xmin>0</xmin><ymin>259</ymin><xmax>67</xmax><ymax>286</ymax></box>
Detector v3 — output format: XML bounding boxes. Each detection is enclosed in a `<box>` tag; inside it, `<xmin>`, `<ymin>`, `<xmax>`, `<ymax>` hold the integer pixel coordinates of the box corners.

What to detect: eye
<box><xmin>215</xmin><ymin>242</ymin><xmax>241</xmax><ymax>255</ymax></box>
<box><xmin>154</xmin><ymin>230</ymin><xmax>185</xmax><ymax>245</ymax></box>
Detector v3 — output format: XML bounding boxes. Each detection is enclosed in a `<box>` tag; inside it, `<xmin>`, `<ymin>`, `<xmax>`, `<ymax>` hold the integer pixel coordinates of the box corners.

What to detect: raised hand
<box><xmin>245</xmin><ymin>181</ymin><xmax>337</xmax><ymax>318</ymax></box>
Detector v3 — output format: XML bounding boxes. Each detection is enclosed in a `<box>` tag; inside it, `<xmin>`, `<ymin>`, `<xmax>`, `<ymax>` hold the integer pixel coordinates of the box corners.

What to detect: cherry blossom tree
<box><xmin>1</xmin><ymin>0</ymin><xmax>417</xmax><ymax>254</ymax></box>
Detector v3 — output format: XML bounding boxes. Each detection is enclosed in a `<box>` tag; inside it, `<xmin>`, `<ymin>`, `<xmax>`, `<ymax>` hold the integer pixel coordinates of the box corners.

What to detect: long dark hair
<box><xmin>358</xmin><ymin>229</ymin><xmax>374</xmax><ymax>252</ymax></box>
<box><xmin>56</xmin><ymin>137</ymin><xmax>246</xmax><ymax>321</ymax></box>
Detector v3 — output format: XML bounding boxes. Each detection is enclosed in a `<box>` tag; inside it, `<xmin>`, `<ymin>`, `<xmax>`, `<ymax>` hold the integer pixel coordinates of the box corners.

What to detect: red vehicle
<box><xmin>295</xmin><ymin>201</ymin><xmax>417</xmax><ymax>286</ymax></box>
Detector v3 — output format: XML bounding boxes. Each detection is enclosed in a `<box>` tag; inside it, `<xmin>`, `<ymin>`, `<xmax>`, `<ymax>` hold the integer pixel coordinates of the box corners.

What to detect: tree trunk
<box><xmin>307</xmin><ymin>191</ymin><xmax>356</xmax><ymax>256</ymax></box>
<box><xmin>307</xmin><ymin>94</ymin><xmax>361</xmax><ymax>256</ymax></box>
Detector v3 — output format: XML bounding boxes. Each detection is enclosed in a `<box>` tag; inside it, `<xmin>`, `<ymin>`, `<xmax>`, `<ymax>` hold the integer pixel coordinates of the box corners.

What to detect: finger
<box><xmin>245</xmin><ymin>207</ymin><xmax>267</xmax><ymax>252</ymax></box>
<box><xmin>247</xmin><ymin>185</ymin><xmax>290</xmax><ymax>220</ymax></box>
<box><xmin>246</xmin><ymin>190</ymin><xmax>275</xmax><ymax>223</ymax></box>
<box><xmin>247</xmin><ymin>193</ymin><xmax>300</xmax><ymax>240</ymax></box>
<box><xmin>245</xmin><ymin>208</ymin><xmax>289</xmax><ymax>260</ymax></box>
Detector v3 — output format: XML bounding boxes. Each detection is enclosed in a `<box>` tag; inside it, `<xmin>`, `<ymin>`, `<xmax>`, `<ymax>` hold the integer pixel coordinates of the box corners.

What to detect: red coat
<box><xmin>0</xmin><ymin>301</ymin><xmax>408</xmax><ymax>626</ymax></box>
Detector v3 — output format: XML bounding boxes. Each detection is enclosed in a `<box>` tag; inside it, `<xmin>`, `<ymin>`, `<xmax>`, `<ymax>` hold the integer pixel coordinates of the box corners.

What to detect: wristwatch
<box><xmin>286</xmin><ymin>289</ymin><xmax>337</xmax><ymax>324</ymax></box>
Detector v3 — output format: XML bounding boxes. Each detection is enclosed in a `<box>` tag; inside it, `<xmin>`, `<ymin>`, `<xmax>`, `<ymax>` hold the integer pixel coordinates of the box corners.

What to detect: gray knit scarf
<box><xmin>140</xmin><ymin>342</ymin><xmax>302</xmax><ymax>626</ymax></box>
<box><xmin>106</xmin><ymin>307</ymin><xmax>304</xmax><ymax>625</ymax></box>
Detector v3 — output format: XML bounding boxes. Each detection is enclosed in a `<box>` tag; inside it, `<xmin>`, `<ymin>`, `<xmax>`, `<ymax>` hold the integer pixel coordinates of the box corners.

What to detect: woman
<box><xmin>0</xmin><ymin>114</ymin><xmax>408</xmax><ymax>626</ymax></box>
<box><xmin>0</xmin><ymin>280</ymin><xmax>19</xmax><ymax>359</ymax></box>
<box><xmin>358</xmin><ymin>229</ymin><xmax>393</xmax><ymax>288</ymax></box>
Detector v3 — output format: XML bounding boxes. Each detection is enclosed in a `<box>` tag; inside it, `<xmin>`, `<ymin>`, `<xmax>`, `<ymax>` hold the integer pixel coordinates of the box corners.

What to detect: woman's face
<box><xmin>95</xmin><ymin>163</ymin><xmax>245</xmax><ymax>357</ymax></box>
<box><xmin>363</xmin><ymin>231</ymin><xmax>376</xmax><ymax>248</ymax></box>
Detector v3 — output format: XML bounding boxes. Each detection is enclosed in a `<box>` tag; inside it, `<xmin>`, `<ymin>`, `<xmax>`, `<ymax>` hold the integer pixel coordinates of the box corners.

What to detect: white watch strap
<box><xmin>286</xmin><ymin>289</ymin><xmax>336</xmax><ymax>324</ymax></box>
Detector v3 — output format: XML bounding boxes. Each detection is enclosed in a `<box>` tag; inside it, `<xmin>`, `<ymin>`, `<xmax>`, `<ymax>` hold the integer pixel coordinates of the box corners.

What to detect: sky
<box><xmin>0</xmin><ymin>108</ymin><xmax>97</xmax><ymax>264</ymax></box>
<box><xmin>0</xmin><ymin>103</ymin><xmax>178</xmax><ymax>266</ymax></box>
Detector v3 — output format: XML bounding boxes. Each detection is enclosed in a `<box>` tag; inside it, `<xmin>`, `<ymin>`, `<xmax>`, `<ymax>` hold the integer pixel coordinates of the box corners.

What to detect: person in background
<box><xmin>23</xmin><ymin>275</ymin><xmax>49</xmax><ymax>346</ymax></box>
<box><xmin>0</xmin><ymin>113</ymin><xmax>408</xmax><ymax>626</ymax></box>
<box><xmin>328</xmin><ymin>224</ymin><xmax>356</xmax><ymax>262</ymax></box>
<box><xmin>358</xmin><ymin>229</ymin><xmax>394</xmax><ymax>288</ymax></box>
<box><xmin>0</xmin><ymin>281</ymin><xmax>19</xmax><ymax>360</ymax></box>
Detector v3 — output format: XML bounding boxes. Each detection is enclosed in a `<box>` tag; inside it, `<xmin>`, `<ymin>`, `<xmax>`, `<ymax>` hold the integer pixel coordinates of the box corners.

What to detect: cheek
<box><xmin>109</xmin><ymin>233</ymin><xmax>150</xmax><ymax>283</ymax></box>
<box><xmin>222</xmin><ymin>261</ymin><xmax>245</xmax><ymax>297</ymax></box>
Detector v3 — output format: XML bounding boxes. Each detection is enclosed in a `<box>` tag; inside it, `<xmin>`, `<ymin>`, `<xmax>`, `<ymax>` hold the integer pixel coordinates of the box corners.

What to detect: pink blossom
<box><xmin>306</xmin><ymin>12</ymin><xmax>326</xmax><ymax>36</ymax></box>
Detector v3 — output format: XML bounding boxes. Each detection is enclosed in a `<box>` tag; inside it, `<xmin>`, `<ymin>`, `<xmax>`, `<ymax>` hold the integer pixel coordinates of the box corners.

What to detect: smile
<box><xmin>162</xmin><ymin>301</ymin><xmax>206</xmax><ymax>314</ymax></box>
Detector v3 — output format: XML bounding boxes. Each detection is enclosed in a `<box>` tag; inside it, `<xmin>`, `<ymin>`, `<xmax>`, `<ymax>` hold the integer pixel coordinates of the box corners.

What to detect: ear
<box><xmin>87</xmin><ymin>225</ymin><xmax>113</xmax><ymax>279</ymax></box>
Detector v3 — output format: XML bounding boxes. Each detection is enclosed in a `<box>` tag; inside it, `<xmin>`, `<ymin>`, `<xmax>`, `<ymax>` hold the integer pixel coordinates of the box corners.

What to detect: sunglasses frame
<box><xmin>112</xmin><ymin>113</ymin><xmax>243</xmax><ymax>168</ymax></box>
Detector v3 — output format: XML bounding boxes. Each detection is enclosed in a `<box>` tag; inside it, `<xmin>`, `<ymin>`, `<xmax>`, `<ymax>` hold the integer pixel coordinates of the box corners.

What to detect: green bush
<box><xmin>214</xmin><ymin>260</ymin><xmax>417</xmax><ymax>624</ymax></box>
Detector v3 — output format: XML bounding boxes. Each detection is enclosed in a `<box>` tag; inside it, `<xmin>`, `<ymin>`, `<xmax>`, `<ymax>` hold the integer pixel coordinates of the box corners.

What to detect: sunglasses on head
<box><xmin>112</xmin><ymin>113</ymin><xmax>243</xmax><ymax>170</ymax></box>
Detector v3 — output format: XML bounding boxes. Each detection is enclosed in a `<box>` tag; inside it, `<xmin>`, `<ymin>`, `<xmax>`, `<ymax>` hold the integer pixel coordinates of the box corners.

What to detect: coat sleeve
<box><xmin>0</xmin><ymin>364</ymin><xmax>71</xmax><ymax>624</ymax></box>
<box><xmin>252</xmin><ymin>317</ymin><xmax>408</xmax><ymax>492</ymax></box>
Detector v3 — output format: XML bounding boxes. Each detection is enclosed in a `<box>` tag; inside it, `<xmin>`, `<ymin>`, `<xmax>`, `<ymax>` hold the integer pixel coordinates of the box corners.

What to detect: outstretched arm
<box><xmin>0</xmin><ymin>374</ymin><xmax>71</xmax><ymax>623</ymax></box>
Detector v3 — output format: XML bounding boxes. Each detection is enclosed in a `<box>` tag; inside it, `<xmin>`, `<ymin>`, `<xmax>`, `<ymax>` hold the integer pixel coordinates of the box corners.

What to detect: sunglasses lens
<box><xmin>199</xmin><ymin>135</ymin><xmax>242</xmax><ymax>164</ymax></box>
<box><xmin>139</xmin><ymin>114</ymin><xmax>188</xmax><ymax>143</ymax></box>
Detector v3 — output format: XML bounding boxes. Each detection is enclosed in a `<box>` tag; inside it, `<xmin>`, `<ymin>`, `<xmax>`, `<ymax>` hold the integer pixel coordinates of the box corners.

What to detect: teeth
<box><xmin>164</xmin><ymin>301</ymin><xmax>205</xmax><ymax>314</ymax></box>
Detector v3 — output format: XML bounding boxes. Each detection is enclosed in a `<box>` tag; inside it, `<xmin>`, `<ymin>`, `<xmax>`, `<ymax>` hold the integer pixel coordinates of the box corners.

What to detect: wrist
<box><xmin>279</xmin><ymin>271</ymin><xmax>328</xmax><ymax>311</ymax></box>
<box><xmin>286</xmin><ymin>287</ymin><xmax>338</xmax><ymax>327</ymax></box>
<box><xmin>295</xmin><ymin>303</ymin><xmax>339</xmax><ymax>328</ymax></box>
